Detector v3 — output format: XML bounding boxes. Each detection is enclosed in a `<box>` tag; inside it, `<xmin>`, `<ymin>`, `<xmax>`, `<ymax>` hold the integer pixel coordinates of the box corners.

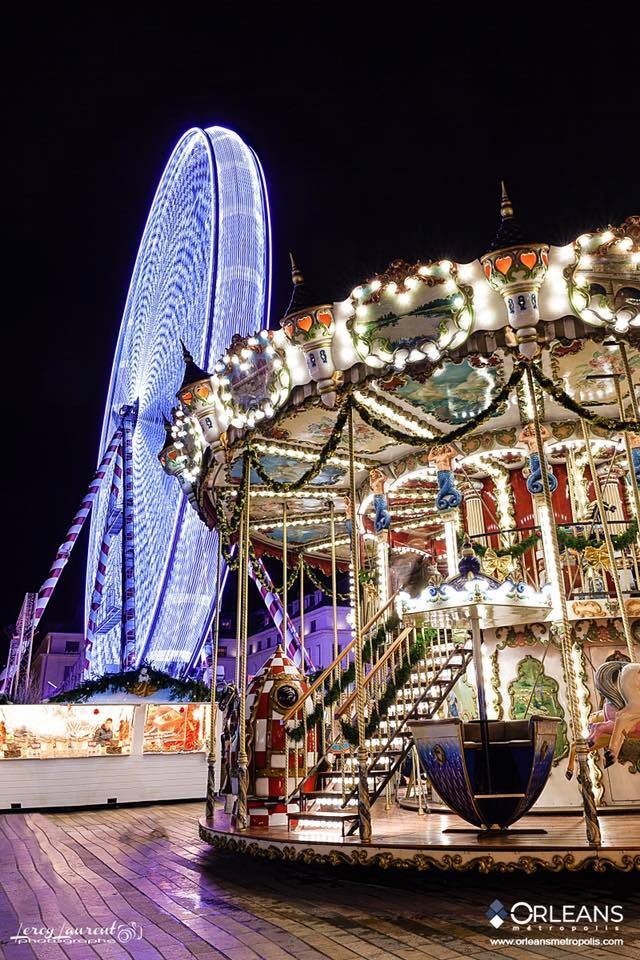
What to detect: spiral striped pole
<box><xmin>120</xmin><ymin>404</ymin><xmax>138</xmax><ymax>670</ymax></box>
<box><xmin>32</xmin><ymin>427</ymin><xmax>123</xmax><ymax>633</ymax></box>
<box><xmin>248</xmin><ymin>555</ymin><xmax>314</xmax><ymax>672</ymax></box>
<box><xmin>84</xmin><ymin>444</ymin><xmax>124</xmax><ymax>671</ymax></box>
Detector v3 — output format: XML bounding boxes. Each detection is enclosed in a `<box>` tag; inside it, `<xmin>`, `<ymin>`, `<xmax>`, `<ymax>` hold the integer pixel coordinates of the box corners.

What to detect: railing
<box><xmin>335</xmin><ymin>625</ymin><xmax>413</xmax><ymax>719</ymax></box>
<box><xmin>467</xmin><ymin>518</ymin><xmax>640</xmax><ymax>600</ymax></box>
<box><xmin>284</xmin><ymin>594</ymin><xmax>402</xmax><ymax>804</ymax></box>
<box><xmin>281</xmin><ymin>591</ymin><xmax>399</xmax><ymax>724</ymax></box>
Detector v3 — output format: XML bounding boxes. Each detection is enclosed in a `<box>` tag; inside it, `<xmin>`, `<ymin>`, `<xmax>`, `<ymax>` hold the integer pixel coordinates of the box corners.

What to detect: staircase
<box><xmin>287</xmin><ymin>621</ymin><xmax>474</xmax><ymax>836</ymax></box>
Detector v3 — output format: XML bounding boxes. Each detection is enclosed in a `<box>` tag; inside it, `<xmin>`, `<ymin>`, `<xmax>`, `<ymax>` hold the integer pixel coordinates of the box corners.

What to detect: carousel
<box><xmin>160</xmin><ymin>190</ymin><xmax>640</xmax><ymax>872</ymax></box>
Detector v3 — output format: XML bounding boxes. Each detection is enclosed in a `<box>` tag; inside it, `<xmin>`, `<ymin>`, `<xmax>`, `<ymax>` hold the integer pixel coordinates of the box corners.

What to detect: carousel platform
<box><xmin>200</xmin><ymin>803</ymin><xmax>640</xmax><ymax>874</ymax></box>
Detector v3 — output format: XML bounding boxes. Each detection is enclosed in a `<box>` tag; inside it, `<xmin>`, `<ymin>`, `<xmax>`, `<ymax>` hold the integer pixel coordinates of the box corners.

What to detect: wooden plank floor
<box><xmin>0</xmin><ymin>802</ymin><xmax>638</xmax><ymax>960</ymax></box>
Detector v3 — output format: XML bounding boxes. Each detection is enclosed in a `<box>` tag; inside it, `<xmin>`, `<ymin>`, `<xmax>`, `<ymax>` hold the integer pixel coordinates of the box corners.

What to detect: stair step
<box><xmin>290</xmin><ymin>811</ymin><xmax>359</xmax><ymax>822</ymax></box>
<box><xmin>303</xmin><ymin>790</ymin><xmax>347</xmax><ymax>800</ymax></box>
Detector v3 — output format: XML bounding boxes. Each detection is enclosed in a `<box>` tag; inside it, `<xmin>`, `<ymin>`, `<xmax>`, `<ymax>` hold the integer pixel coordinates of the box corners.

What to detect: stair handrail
<box><xmin>334</xmin><ymin>625</ymin><xmax>413</xmax><ymax>719</ymax></box>
<box><xmin>342</xmin><ymin>633</ymin><xmax>474</xmax><ymax>810</ymax></box>
<box><xmin>281</xmin><ymin>591</ymin><xmax>399</xmax><ymax>723</ymax></box>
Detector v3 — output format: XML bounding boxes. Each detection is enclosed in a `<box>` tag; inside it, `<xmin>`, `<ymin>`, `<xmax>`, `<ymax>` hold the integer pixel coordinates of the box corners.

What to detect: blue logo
<box><xmin>486</xmin><ymin>900</ymin><xmax>509</xmax><ymax>929</ymax></box>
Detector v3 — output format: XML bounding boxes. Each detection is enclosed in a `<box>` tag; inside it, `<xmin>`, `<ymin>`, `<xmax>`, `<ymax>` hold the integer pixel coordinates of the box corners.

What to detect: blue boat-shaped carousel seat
<box><xmin>409</xmin><ymin>716</ymin><xmax>560</xmax><ymax>830</ymax></box>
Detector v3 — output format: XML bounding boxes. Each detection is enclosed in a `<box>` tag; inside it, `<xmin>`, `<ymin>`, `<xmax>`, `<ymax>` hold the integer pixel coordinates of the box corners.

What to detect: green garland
<box><xmin>530</xmin><ymin>363</ymin><xmax>640</xmax><ymax>433</ymax></box>
<box><xmin>463</xmin><ymin>531</ymin><xmax>540</xmax><ymax>559</ymax></box>
<box><xmin>351</xmin><ymin>365</ymin><xmax>525</xmax><ymax>448</ymax></box>
<box><xmin>49</xmin><ymin>665</ymin><xmax>210</xmax><ymax>704</ymax></box>
<box><xmin>247</xmin><ymin>401</ymin><xmax>351</xmax><ymax>492</ymax></box>
<box><xmin>287</xmin><ymin>615</ymin><xmax>399</xmax><ymax>742</ymax></box>
<box><xmin>304</xmin><ymin>561</ymin><xmax>351</xmax><ymax>602</ymax></box>
<box><xmin>340</xmin><ymin>629</ymin><xmax>435</xmax><ymax>747</ymax></box>
<box><xmin>557</xmin><ymin>519</ymin><xmax>638</xmax><ymax>553</ymax></box>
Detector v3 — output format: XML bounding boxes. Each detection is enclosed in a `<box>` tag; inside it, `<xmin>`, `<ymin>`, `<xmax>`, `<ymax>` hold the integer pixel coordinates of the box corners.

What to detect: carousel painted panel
<box><xmin>228</xmin><ymin>452</ymin><xmax>346</xmax><ymax>488</ymax></box>
<box><xmin>482</xmin><ymin>625</ymin><xmax>588</xmax><ymax>810</ymax></box>
<box><xmin>259</xmin><ymin>404</ymin><xmax>394</xmax><ymax>457</ymax></box>
<box><xmin>378</xmin><ymin>356</ymin><xmax>506</xmax><ymax>428</ymax></box>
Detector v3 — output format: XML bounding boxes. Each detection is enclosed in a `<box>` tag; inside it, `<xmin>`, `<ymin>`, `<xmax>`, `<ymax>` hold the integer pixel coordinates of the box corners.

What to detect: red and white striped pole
<box><xmin>32</xmin><ymin>427</ymin><xmax>123</xmax><ymax>633</ymax></box>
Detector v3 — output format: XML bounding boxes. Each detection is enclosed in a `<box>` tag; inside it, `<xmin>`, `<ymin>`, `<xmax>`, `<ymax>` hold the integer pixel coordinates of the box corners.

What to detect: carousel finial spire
<box><xmin>500</xmin><ymin>181</ymin><xmax>514</xmax><ymax>220</ymax></box>
<box><xmin>179</xmin><ymin>339</ymin><xmax>211</xmax><ymax>388</ymax></box>
<box><xmin>289</xmin><ymin>252</ymin><xmax>304</xmax><ymax>287</ymax></box>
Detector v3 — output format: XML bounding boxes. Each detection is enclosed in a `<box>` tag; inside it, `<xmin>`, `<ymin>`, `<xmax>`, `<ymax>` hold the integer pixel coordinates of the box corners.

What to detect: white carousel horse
<box><xmin>565</xmin><ymin>659</ymin><xmax>640</xmax><ymax>779</ymax></box>
<box><xmin>596</xmin><ymin>660</ymin><xmax>640</xmax><ymax>766</ymax></box>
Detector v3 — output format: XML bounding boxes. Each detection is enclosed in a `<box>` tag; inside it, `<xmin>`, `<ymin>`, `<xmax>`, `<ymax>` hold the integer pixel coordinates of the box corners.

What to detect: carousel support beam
<box><xmin>580</xmin><ymin>420</ymin><xmax>637</xmax><ymax>663</ymax></box>
<box><xmin>348</xmin><ymin>406</ymin><xmax>372</xmax><ymax>844</ymax></box>
<box><xmin>330</xmin><ymin>500</ymin><xmax>339</xmax><ymax>664</ymax></box>
<box><xmin>524</xmin><ymin>364</ymin><xmax>602</xmax><ymax>848</ymax></box>
<box><xmin>206</xmin><ymin>533</ymin><xmax>223</xmax><ymax>820</ymax></box>
<box><xmin>442</xmin><ymin>512</ymin><xmax>459</xmax><ymax>579</ymax></box>
<box><xmin>235</xmin><ymin>456</ymin><xmax>251</xmax><ymax>831</ymax></box>
<box><xmin>300</xmin><ymin>554</ymin><xmax>305</xmax><ymax>674</ymax></box>
<box><xmin>470</xmin><ymin>609</ymin><xmax>492</xmax><ymax>794</ymax></box>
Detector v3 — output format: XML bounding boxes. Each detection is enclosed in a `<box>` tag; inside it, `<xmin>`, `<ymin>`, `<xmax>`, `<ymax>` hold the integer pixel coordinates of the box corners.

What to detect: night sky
<box><xmin>3</xmin><ymin>9</ymin><xmax>639</xmax><ymax>661</ymax></box>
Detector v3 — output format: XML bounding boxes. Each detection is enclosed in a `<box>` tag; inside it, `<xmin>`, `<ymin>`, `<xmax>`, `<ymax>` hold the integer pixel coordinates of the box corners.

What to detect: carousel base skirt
<box><xmin>199</xmin><ymin>804</ymin><xmax>640</xmax><ymax>873</ymax></box>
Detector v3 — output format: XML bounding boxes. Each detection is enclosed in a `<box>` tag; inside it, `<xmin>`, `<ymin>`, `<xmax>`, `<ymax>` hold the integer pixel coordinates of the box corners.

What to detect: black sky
<box><xmin>3</xmin><ymin>8</ymin><xmax>639</xmax><ymax>658</ymax></box>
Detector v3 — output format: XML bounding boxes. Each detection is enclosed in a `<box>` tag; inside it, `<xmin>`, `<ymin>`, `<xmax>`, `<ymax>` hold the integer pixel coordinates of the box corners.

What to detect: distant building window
<box><xmin>258</xmin><ymin>640</ymin><xmax>262</xmax><ymax>652</ymax></box>
<box><xmin>218</xmin><ymin>646</ymin><xmax>228</xmax><ymax>658</ymax></box>
<box><xmin>63</xmin><ymin>665</ymin><xmax>73</xmax><ymax>681</ymax></box>
<box><xmin>310</xmin><ymin>620</ymin><xmax>317</xmax><ymax>633</ymax></box>
<box><xmin>65</xmin><ymin>641</ymin><xmax>80</xmax><ymax>654</ymax></box>
<box><xmin>221</xmin><ymin>618</ymin><xmax>232</xmax><ymax>631</ymax></box>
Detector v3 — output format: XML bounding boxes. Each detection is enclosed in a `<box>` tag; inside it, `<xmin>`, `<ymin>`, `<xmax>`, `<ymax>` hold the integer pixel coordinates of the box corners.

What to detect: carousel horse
<box><xmin>403</xmin><ymin>555</ymin><xmax>441</xmax><ymax>598</ymax></box>
<box><xmin>595</xmin><ymin>660</ymin><xmax>640</xmax><ymax>766</ymax></box>
<box><xmin>566</xmin><ymin>659</ymin><xmax>640</xmax><ymax>779</ymax></box>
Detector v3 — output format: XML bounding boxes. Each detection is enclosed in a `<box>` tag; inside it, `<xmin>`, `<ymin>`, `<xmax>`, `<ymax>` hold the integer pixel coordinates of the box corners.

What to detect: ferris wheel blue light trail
<box><xmin>86</xmin><ymin>126</ymin><xmax>271</xmax><ymax>677</ymax></box>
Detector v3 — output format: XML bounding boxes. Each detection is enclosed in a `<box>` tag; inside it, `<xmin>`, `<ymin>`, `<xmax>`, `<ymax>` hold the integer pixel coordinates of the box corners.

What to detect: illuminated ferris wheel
<box><xmin>85</xmin><ymin>126</ymin><xmax>271</xmax><ymax>676</ymax></box>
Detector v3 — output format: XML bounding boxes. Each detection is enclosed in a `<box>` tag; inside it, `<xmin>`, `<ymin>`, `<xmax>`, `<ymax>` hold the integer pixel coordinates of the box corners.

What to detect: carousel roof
<box><xmin>159</xmin><ymin>198</ymin><xmax>640</xmax><ymax>568</ymax></box>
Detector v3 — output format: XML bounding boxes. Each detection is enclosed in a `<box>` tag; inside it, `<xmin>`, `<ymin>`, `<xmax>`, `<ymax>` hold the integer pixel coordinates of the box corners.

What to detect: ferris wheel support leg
<box><xmin>120</xmin><ymin>403</ymin><xmax>138</xmax><ymax>670</ymax></box>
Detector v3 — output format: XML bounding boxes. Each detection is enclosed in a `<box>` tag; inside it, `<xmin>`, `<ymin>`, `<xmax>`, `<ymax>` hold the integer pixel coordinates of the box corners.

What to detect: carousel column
<box><xmin>599</xmin><ymin>466</ymin><xmax>634</xmax><ymax>593</ymax></box>
<box><xmin>460</xmin><ymin>480</ymin><xmax>486</xmax><ymax>546</ymax></box>
<box><xmin>524</xmin><ymin>366</ymin><xmax>601</xmax><ymax>847</ymax></box>
<box><xmin>330</xmin><ymin>500</ymin><xmax>339</xmax><ymax>663</ymax></box>
<box><xmin>234</xmin><ymin>456</ymin><xmax>251</xmax><ymax>831</ymax></box>
<box><xmin>348</xmin><ymin>406</ymin><xmax>372</xmax><ymax>843</ymax></box>
<box><xmin>206</xmin><ymin>533</ymin><xmax>223</xmax><ymax>820</ymax></box>
<box><xmin>369</xmin><ymin>468</ymin><xmax>391</xmax><ymax>606</ymax></box>
<box><xmin>431</xmin><ymin>444</ymin><xmax>462</xmax><ymax>578</ymax></box>
<box><xmin>610</xmin><ymin>366</ymin><xmax>640</xmax><ymax>580</ymax></box>
<box><xmin>520</xmin><ymin>421</ymin><xmax>557</xmax><ymax>590</ymax></box>
<box><xmin>581</xmin><ymin>422</ymin><xmax>637</xmax><ymax>662</ymax></box>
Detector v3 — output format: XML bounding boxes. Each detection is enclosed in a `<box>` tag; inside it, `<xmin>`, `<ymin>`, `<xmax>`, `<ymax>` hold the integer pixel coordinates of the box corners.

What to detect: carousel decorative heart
<box><xmin>182</xmin><ymin>391</ymin><xmax>193</xmax><ymax>405</ymax></box>
<box><xmin>495</xmin><ymin>255</ymin><xmax>513</xmax><ymax>276</ymax></box>
<box><xmin>316</xmin><ymin>309</ymin><xmax>333</xmax><ymax>328</ymax></box>
<box><xmin>484</xmin><ymin>261</ymin><xmax>492</xmax><ymax>279</ymax></box>
<box><xmin>297</xmin><ymin>315</ymin><xmax>313</xmax><ymax>333</ymax></box>
<box><xmin>519</xmin><ymin>251</ymin><xmax>537</xmax><ymax>271</ymax></box>
<box><xmin>541</xmin><ymin>250</ymin><xmax>549</xmax><ymax>267</ymax></box>
<box><xmin>284</xmin><ymin>322</ymin><xmax>295</xmax><ymax>338</ymax></box>
<box><xmin>195</xmin><ymin>383</ymin><xmax>210</xmax><ymax>400</ymax></box>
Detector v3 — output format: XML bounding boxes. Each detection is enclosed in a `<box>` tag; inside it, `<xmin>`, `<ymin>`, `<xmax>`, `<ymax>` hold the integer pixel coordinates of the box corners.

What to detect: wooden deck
<box><xmin>200</xmin><ymin>804</ymin><xmax>640</xmax><ymax>873</ymax></box>
<box><xmin>1</xmin><ymin>802</ymin><xmax>640</xmax><ymax>959</ymax></box>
